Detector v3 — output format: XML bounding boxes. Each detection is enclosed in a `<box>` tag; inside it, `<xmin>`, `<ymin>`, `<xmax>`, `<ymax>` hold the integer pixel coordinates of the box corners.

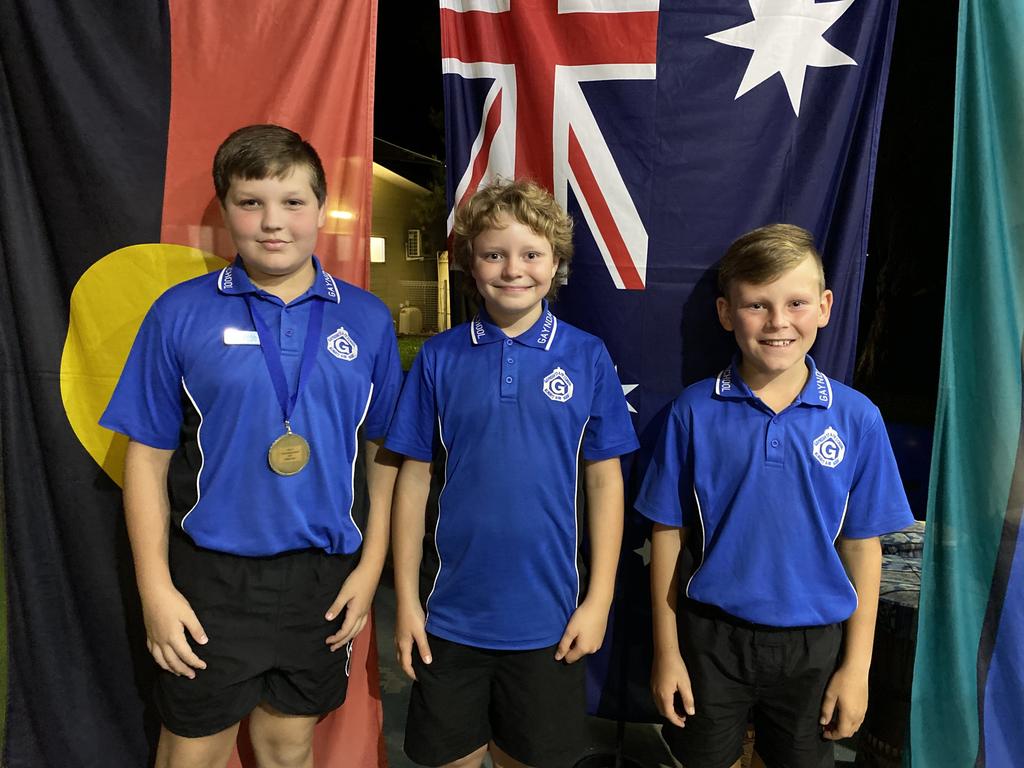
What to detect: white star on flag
<box><xmin>615</xmin><ymin>366</ymin><xmax>638</xmax><ymax>414</ymax></box>
<box><xmin>706</xmin><ymin>0</ymin><xmax>857</xmax><ymax>116</ymax></box>
<box><xmin>634</xmin><ymin>538</ymin><xmax>652</xmax><ymax>566</ymax></box>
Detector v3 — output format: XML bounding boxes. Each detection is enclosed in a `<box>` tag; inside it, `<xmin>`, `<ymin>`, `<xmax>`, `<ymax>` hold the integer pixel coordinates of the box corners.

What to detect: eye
<box><xmin>524</xmin><ymin>251</ymin><xmax>543</xmax><ymax>261</ymax></box>
<box><xmin>285</xmin><ymin>199</ymin><xmax>306</xmax><ymax>208</ymax></box>
<box><xmin>480</xmin><ymin>252</ymin><xmax>503</xmax><ymax>262</ymax></box>
<box><xmin>790</xmin><ymin>299</ymin><xmax>809</xmax><ymax>308</ymax></box>
<box><xmin>746</xmin><ymin>302</ymin><xmax>765</xmax><ymax>311</ymax></box>
<box><xmin>237</xmin><ymin>198</ymin><xmax>260</xmax><ymax>209</ymax></box>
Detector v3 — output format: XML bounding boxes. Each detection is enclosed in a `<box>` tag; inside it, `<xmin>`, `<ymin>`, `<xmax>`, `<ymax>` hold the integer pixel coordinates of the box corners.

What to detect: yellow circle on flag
<box><xmin>60</xmin><ymin>244</ymin><xmax>227</xmax><ymax>488</ymax></box>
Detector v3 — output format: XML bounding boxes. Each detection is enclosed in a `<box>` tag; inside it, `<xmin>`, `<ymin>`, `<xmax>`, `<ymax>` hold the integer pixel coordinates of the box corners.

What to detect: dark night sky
<box><xmin>374</xmin><ymin>2</ymin><xmax>445</xmax><ymax>162</ymax></box>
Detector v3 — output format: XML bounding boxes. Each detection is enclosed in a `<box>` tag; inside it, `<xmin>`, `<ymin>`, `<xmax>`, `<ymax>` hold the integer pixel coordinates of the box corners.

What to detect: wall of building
<box><xmin>369</xmin><ymin>164</ymin><xmax>438</xmax><ymax>331</ymax></box>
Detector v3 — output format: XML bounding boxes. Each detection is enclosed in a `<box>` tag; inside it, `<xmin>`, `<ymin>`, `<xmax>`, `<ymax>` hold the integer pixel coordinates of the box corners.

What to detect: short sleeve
<box><xmin>363</xmin><ymin>320</ymin><xmax>402</xmax><ymax>440</ymax></box>
<box><xmin>839</xmin><ymin>410</ymin><xmax>915</xmax><ymax>538</ymax></box>
<box><xmin>384</xmin><ymin>345</ymin><xmax>437</xmax><ymax>461</ymax></box>
<box><xmin>634</xmin><ymin>401</ymin><xmax>694</xmax><ymax>528</ymax></box>
<box><xmin>99</xmin><ymin>303</ymin><xmax>184</xmax><ymax>449</ymax></box>
<box><xmin>581</xmin><ymin>344</ymin><xmax>640</xmax><ymax>461</ymax></box>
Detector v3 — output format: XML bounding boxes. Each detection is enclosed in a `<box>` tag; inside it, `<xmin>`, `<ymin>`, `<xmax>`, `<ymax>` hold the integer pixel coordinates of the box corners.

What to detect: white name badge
<box><xmin>223</xmin><ymin>328</ymin><xmax>261</xmax><ymax>346</ymax></box>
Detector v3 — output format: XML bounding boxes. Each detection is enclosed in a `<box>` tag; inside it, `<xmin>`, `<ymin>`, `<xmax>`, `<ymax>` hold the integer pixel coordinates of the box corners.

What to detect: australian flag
<box><xmin>441</xmin><ymin>0</ymin><xmax>898</xmax><ymax>721</ymax></box>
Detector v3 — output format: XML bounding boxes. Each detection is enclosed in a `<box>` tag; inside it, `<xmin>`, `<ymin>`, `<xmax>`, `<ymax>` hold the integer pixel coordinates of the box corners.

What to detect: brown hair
<box><xmin>213</xmin><ymin>124</ymin><xmax>327</xmax><ymax>206</ymax></box>
<box><xmin>717</xmin><ymin>223</ymin><xmax>825</xmax><ymax>298</ymax></box>
<box><xmin>453</xmin><ymin>179</ymin><xmax>573</xmax><ymax>298</ymax></box>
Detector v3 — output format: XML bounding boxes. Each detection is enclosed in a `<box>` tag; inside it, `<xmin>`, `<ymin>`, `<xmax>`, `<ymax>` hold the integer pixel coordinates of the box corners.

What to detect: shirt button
<box><xmin>505</xmin><ymin>339</ymin><xmax>513</xmax><ymax>346</ymax></box>
<box><xmin>505</xmin><ymin>376</ymin><xmax>513</xmax><ymax>384</ymax></box>
<box><xmin>506</xmin><ymin>358</ymin><xmax>514</xmax><ymax>364</ymax></box>
<box><xmin>771</xmin><ymin>439</ymin><xmax>779</xmax><ymax>447</ymax></box>
<box><xmin>285</xmin><ymin>329</ymin><xmax>294</xmax><ymax>337</ymax></box>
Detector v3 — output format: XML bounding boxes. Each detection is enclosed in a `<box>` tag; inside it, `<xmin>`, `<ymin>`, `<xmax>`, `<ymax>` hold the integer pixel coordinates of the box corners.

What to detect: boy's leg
<box><xmin>749</xmin><ymin>624</ymin><xmax>842</xmax><ymax>768</ymax></box>
<box><xmin>248</xmin><ymin>703</ymin><xmax>318</xmax><ymax>768</ymax></box>
<box><xmin>155</xmin><ymin>723</ymin><xmax>240</xmax><ymax>768</ymax></box>
<box><xmin>405</xmin><ymin>635</ymin><xmax>496</xmax><ymax>766</ymax></box>
<box><xmin>662</xmin><ymin>602</ymin><xmax>756</xmax><ymax>768</ymax></box>
<box><xmin>487</xmin><ymin>643</ymin><xmax>586</xmax><ymax>768</ymax></box>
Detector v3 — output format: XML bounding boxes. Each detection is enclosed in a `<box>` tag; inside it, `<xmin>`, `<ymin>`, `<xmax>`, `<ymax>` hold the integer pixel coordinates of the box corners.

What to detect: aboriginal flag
<box><xmin>0</xmin><ymin>1</ymin><xmax>384</xmax><ymax>765</ymax></box>
<box><xmin>909</xmin><ymin>0</ymin><xmax>1024</xmax><ymax>764</ymax></box>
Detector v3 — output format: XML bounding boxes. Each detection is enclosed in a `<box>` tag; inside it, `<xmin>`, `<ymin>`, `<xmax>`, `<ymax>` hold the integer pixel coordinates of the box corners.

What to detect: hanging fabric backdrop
<box><xmin>440</xmin><ymin>0</ymin><xmax>898</xmax><ymax>720</ymax></box>
<box><xmin>0</xmin><ymin>0</ymin><xmax>384</xmax><ymax>765</ymax></box>
<box><xmin>909</xmin><ymin>0</ymin><xmax>1024</xmax><ymax>764</ymax></box>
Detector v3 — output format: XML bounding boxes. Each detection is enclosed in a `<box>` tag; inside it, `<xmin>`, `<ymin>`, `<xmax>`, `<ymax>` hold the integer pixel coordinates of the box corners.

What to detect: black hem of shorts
<box><xmin>662</xmin><ymin>722</ymin><xmax>744</xmax><ymax>768</ymax></box>
<box><xmin>159</xmin><ymin>689</ymin><xmax>263</xmax><ymax>739</ymax></box>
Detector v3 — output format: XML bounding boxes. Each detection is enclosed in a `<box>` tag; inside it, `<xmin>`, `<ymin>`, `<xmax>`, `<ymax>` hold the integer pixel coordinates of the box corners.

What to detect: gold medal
<box><xmin>268</xmin><ymin>422</ymin><xmax>310</xmax><ymax>476</ymax></box>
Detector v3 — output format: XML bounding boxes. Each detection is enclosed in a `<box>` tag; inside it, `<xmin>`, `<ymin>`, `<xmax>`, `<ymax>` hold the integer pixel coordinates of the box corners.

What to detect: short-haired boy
<box><xmin>386</xmin><ymin>179</ymin><xmax>639</xmax><ymax>768</ymax></box>
<box><xmin>101</xmin><ymin>124</ymin><xmax>402</xmax><ymax>768</ymax></box>
<box><xmin>637</xmin><ymin>224</ymin><xmax>914</xmax><ymax>768</ymax></box>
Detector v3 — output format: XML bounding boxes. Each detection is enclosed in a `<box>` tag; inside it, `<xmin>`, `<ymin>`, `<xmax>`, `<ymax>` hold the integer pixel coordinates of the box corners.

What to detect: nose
<box><xmin>261</xmin><ymin>203</ymin><xmax>283</xmax><ymax>231</ymax></box>
<box><xmin>501</xmin><ymin>256</ymin><xmax>523</xmax><ymax>280</ymax></box>
<box><xmin>766</xmin><ymin>306</ymin><xmax>788</xmax><ymax>329</ymax></box>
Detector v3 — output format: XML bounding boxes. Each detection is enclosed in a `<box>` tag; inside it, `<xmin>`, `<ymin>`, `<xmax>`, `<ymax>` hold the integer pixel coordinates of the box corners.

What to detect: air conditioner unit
<box><xmin>405</xmin><ymin>229</ymin><xmax>422</xmax><ymax>260</ymax></box>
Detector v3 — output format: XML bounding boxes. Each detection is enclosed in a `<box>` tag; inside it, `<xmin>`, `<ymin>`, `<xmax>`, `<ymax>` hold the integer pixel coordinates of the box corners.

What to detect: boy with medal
<box><xmin>101</xmin><ymin>124</ymin><xmax>402</xmax><ymax>768</ymax></box>
<box><xmin>386</xmin><ymin>180</ymin><xmax>639</xmax><ymax>768</ymax></box>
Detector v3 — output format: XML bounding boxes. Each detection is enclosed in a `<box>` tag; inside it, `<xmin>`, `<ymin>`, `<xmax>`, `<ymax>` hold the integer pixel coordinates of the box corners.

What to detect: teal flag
<box><xmin>909</xmin><ymin>0</ymin><xmax>1024</xmax><ymax>765</ymax></box>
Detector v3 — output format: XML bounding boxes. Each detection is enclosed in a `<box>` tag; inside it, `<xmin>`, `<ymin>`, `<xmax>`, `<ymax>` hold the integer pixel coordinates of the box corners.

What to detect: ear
<box><xmin>817</xmin><ymin>289</ymin><xmax>834</xmax><ymax>328</ymax></box>
<box><xmin>316</xmin><ymin>203</ymin><xmax>327</xmax><ymax>228</ymax></box>
<box><xmin>716</xmin><ymin>296</ymin><xmax>734</xmax><ymax>331</ymax></box>
<box><xmin>550</xmin><ymin>256</ymin><xmax>561</xmax><ymax>280</ymax></box>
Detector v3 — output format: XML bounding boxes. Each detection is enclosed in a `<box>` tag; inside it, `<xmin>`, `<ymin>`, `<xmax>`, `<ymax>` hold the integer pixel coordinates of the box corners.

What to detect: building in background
<box><xmin>370</xmin><ymin>162</ymin><xmax>449</xmax><ymax>333</ymax></box>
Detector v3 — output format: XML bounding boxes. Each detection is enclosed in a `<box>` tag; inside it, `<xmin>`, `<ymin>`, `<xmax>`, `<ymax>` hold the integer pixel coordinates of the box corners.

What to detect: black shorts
<box><xmin>663</xmin><ymin>600</ymin><xmax>842</xmax><ymax>768</ymax></box>
<box><xmin>156</xmin><ymin>533</ymin><xmax>358</xmax><ymax>737</ymax></box>
<box><xmin>405</xmin><ymin>634</ymin><xmax>586</xmax><ymax>768</ymax></box>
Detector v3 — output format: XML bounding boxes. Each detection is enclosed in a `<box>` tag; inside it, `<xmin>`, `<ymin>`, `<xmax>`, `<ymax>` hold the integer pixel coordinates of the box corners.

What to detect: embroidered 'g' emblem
<box><xmin>327</xmin><ymin>327</ymin><xmax>358</xmax><ymax>361</ymax></box>
<box><xmin>543</xmin><ymin>367</ymin><xmax>573</xmax><ymax>402</ymax></box>
<box><xmin>813</xmin><ymin>426</ymin><xmax>845</xmax><ymax>468</ymax></box>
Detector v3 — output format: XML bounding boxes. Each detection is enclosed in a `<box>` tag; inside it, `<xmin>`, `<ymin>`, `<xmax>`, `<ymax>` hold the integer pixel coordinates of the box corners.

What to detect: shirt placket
<box><xmin>500</xmin><ymin>337</ymin><xmax>518</xmax><ymax>401</ymax></box>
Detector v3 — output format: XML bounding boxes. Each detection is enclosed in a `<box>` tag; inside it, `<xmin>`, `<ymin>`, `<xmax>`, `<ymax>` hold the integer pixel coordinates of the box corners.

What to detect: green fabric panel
<box><xmin>909</xmin><ymin>0</ymin><xmax>1024</xmax><ymax>765</ymax></box>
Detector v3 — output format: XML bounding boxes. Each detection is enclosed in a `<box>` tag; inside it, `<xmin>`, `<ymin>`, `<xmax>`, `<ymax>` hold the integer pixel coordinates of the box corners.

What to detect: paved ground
<box><xmin>372</xmin><ymin>570</ymin><xmax>857</xmax><ymax>767</ymax></box>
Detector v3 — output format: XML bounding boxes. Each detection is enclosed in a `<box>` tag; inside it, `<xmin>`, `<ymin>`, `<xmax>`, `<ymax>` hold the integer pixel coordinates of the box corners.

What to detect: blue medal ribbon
<box><xmin>244</xmin><ymin>294</ymin><xmax>325</xmax><ymax>432</ymax></box>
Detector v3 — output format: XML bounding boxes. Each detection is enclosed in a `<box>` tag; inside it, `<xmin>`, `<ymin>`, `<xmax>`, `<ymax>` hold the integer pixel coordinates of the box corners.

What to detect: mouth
<box><xmin>259</xmin><ymin>239</ymin><xmax>290</xmax><ymax>248</ymax></box>
<box><xmin>759</xmin><ymin>339</ymin><xmax>794</xmax><ymax>347</ymax></box>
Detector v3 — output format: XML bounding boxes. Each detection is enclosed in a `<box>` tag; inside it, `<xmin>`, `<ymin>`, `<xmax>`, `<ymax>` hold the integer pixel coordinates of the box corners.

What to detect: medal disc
<box><xmin>268</xmin><ymin>431</ymin><xmax>310</xmax><ymax>476</ymax></box>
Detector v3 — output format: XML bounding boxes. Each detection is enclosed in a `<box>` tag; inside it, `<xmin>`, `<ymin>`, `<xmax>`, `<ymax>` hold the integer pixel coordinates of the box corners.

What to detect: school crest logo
<box><xmin>543</xmin><ymin>367</ymin><xmax>573</xmax><ymax>403</ymax></box>
<box><xmin>327</xmin><ymin>327</ymin><xmax>358</xmax><ymax>361</ymax></box>
<box><xmin>812</xmin><ymin>426</ymin><xmax>845</xmax><ymax>468</ymax></box>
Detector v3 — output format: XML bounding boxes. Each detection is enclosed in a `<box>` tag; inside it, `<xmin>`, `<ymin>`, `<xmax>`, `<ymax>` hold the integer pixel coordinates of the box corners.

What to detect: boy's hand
<box><xmin>325</xmin><ymin>563</ymin><xmax>379</xmax><ymax>651</ymax></box>
<box><xmin>394</xmin><ymin>600</ymin><xmax>432</xmax><ymax>680</ymax></box>
<box><xmin>555</xmin><ymin>598</ymin><xmax>609</xmax><ymax>663</ymax></box>
<box><xmin>651</xmin><ymin>650</ymin><xmax>695</xmax><ymax>727</ymax></box>
<box><xmin>141</xmin><ymin>584</ymin><xmax>208</xmax><ymax>679</ymax></box>
<box><xmin>820</xmin><ymin>664</ymin><xmax>869</xmax><ymax>740</ymax></box>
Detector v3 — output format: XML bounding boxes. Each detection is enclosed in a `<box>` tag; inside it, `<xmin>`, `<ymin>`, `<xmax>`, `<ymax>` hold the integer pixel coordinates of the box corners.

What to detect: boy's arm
<box><xmin>555</xmin><ymin>457</ymin><xmax>623</xmax><ymax>664</ymax></box>
<box><xmin>123</xmin><ymin>439</ymin><xmax>208</xmax><ymax>677</ymax></box>
<box><xmin>820</xmin><ymin>535</ymin><xmax>882</xmax><ymax>739</ymax></box>
<box><xmin>650</xmin><ymin>522</ymin><xmax>695</xmax><ymax>726</ymax></box>
<box><xmin>325</xmin><ymin>438</ymin><xmax>401</xmax><ymax>650</ymax></box>
<box><xmin>391</xmin><ymin>457</ymin><xmax>433</xmax><ymax>679</ymax></box>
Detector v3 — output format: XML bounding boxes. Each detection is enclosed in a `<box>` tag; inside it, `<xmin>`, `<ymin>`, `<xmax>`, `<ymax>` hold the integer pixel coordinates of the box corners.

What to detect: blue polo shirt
<box><xmin>385</xmin><ymin>305</ymin><xmax>639</xmax><ymax>650</ymax></box>
<box><xmin>100</xmin><ymin>256</ymin><xmax>402</xmax><ymax>557</ymax></box>
<box><xmin>636</xmin><ymin>356</ymin><xmax>913</xmax><ymax>627</ymax></box>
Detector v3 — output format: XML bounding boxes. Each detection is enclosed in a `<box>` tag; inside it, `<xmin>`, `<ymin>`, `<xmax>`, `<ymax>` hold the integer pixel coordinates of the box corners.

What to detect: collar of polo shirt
<box><xmin>216</xmin><ymin>255</ymin><xmax>341</xmax><ymax>304</ymax></box>
<box><xmin>469</xmin><ymin>300</ymin><xmax>559</xmax><ymax>350</ymax></box>
<box><xmin>714</xmin><ymin>354</ymin><xmax>833</xmax><ymax>409</ymax></box>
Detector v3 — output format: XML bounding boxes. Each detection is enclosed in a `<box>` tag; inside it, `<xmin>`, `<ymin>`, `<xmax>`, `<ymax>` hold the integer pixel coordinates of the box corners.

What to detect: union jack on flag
<box><xmin>440</xmin><ymin>0</ymin><xmax>900</xmax><ymax>721</ymax></box>
<box><xmin>441</xmin><ymin>0</ymin><xmax>659</xmax><ymax>290</ymax></box>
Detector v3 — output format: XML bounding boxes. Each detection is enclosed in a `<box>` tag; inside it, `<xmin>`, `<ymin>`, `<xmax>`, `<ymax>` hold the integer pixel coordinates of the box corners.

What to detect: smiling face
<box><xmin>470</xmin><ymin>214</ymin><xmax>560</xmax><ymax>334</ymax></box>
<box><xmin>221</xmin><ymin>166</ymin><xmax>326</xmax><ymax>290</ymax></box>
<box><xmin>716</xmin><ymin>255</ymin><xmax>833</xmax><ymax>390</ymax></box>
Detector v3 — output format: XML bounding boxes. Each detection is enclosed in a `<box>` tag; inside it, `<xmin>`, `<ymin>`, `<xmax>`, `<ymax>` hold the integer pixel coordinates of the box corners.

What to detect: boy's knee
<box><xmin>250</xmin><ymin>733</ymin><xmax>313</xmax><ymax>768</ymax></box>
<box><xmin>249</xmin><ymin>706</ymin><xmax>317</xmax><ymax>768</ymax></box>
